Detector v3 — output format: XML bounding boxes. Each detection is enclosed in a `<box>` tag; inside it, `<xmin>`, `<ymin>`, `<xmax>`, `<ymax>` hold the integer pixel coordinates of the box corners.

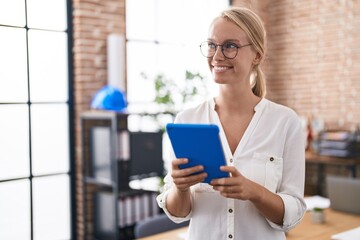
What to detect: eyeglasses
<box><xmin>199</xmin><ymin>41</ymin><xmax>252</xmax><ymax>59</ymax></box>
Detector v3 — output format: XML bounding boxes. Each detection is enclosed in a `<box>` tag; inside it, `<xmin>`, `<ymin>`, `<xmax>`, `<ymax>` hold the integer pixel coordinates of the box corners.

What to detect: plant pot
<box><xmin>311</xmin><ymin>209</ymin><xmax>325</xmax><ymax>224</ymax></box>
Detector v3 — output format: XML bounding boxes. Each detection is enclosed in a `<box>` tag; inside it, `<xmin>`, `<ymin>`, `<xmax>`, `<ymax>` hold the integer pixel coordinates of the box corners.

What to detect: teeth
<box><xmin>214</xmin><ymin>66</ymin><xmax>230</xmax><ymax>70</ymax></box>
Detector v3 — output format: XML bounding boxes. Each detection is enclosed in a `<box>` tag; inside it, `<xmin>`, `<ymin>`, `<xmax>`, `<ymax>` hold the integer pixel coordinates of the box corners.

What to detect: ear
<box><xmin>253</xmin><ymin>53</ymin><xmax>261</xmax><ymax>65</ymax></box>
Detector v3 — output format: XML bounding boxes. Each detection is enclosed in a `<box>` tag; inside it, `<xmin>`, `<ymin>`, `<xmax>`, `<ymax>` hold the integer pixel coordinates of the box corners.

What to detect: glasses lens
<box><xmin>199</xmin><ymin>42</ymin><xmax>239</xmax><ymax>59</ymax></box>
<box><xmin>200</xmin><ymin>42</ymin><xmax>214</xmax><ymax>58</ymax></box>
<box><xmin>222</xmin><ymin>43</ymin><xmax>238</xmax><ymax>59</ymax></box>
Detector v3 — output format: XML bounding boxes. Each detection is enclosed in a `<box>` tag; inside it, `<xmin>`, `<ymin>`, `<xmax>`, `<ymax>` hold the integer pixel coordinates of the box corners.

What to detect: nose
<box><xmin>213</xmin><ymin>45</ymin><xmax>225</xmax><ymax>60</ymax></box>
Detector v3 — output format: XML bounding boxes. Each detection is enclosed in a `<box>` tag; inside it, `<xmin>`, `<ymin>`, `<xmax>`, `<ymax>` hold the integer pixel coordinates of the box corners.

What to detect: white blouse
<box><xmin>157</xmin><ymin>98</ymin><xmax>306</xmax><ymax>240</ymax></box>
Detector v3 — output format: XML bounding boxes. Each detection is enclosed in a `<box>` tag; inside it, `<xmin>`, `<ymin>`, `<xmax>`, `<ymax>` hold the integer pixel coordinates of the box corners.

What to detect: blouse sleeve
<box><xmin>156</xmin><ymin>168</ymin><xmax>194</xmax><ymax>223</ymax></box>
<box><xmin>156</xmin><ymin>114</ymin><xmax>194</xmax><ymax>223</ymax></box>
<box><xmin>267</xmin><ymin>115</ymin><xmax>307</xmax><ymax>231</ymax></box>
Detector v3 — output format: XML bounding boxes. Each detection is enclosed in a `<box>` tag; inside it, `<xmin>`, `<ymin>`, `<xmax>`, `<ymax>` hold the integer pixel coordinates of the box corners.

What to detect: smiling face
<box><xmin>207</xmin><ymin>17</ymin><xmax>258</xmax><ymax>87</ymax></box>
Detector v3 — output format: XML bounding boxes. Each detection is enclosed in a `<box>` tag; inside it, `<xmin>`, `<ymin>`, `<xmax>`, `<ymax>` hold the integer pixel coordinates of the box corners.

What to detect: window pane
<box><xmin>31</xmin><ymin>104</ymin><xmax>69</xmax><ymax>176</ymax></box>
<box><xmin>0</xmin><ymin>0</ymin><xmax>26</xmax><ymax>27</ymax></box>
<box><xmin>126</xmin><ymin>0</ymin><xmax>156</xmax><ymax>41</ymax></box>
<box><xmin>0</xmin><ymin>180</ymin><xmax>31</xmax><ymax>240</ymax></box>
<box><xmin>0</xmin><ymin>105</ymin><xmax>30</xmax><ymax>180</ymax></box>
<box><xmin>33</xmin><ymin>175</ymin><xmax>70</xmax><ymax>240</ymax></box>
<box><xmin>158</xmin><ymin>0</ymin><xmax>228</xmax><ymax>44</ymax></box>
<box><xmin>126</xmin><ymin>0</ymin><xmax>227</xmax><ymax>111</ymax></box>
<box><xmin>126</xmin><ymin>42</ymin><xmax>157</xmax><ymax>103</ymax></box>
<box><xmin>28</xmin><ymin>29</ymin><xmax>68</xmax><ymax>102</ymax></box>
<box><xmin>126</xmin><ymin>42</ymin><xmax>216</xmax><ymax>112</ymax></box>
<box><xmin>156</xmin><ymin>0</ymin><xmax>229</xmax><ymax>43</ymax></box>
<box><xmin>27</xmin><ymin>0</ymin><xmax>67</xmax><ymax>31</ymax></box>
<box><xmin>157</xmin><ymin>43</ymin><xmax>188</xmax><ymax>81</ymax></box>
<box><xmin>0</xmin><ymin>27</ymin><xmax>28</xmax><ymax>102</ymax></box>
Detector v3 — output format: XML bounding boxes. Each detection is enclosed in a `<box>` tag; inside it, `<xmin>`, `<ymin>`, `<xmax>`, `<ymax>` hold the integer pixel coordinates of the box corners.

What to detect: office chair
<box><xmin>134</xmin><ymin>213</ymin><xmax>189</xmax><ymax>238</ymax></box>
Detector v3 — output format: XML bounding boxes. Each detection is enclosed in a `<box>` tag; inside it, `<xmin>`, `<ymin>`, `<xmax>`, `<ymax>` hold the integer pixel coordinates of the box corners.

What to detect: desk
<box><xmin>139</xmin><ymin>209</ymin><xmax>360</xmax><ymax>240</ymax></box>
<box><xmin>287</xmin><ymin>209</ymin><xmax>360</xmax><ymax>240</ymax></box>
<box><xmin>139</xmin><ymin>227</ymin><xmax>186</xmax><ymax>240</ymax></box>
<box><xmin>305</xmin><ymin>151</ymin><xmax>360</xmax><ymax>195</ymax></box>
<box><xmin>306</xmin><ymin>151</ymin><xmax>360</xmax><ymax>175</ymax></box>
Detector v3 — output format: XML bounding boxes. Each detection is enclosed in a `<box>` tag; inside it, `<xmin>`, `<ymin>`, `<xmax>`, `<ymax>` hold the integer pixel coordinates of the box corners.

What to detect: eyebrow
<box><xmin>207</xmin><ymin>38</ymin><xmax>242</xmax><ymax>43</ymax></box>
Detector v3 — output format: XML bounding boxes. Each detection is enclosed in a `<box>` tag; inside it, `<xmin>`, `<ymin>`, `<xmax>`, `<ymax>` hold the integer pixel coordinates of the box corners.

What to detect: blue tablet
<box><xmin>166</xmin><ymin>123</ymin><xmax>228</xmax><ymax>183</ymax></box>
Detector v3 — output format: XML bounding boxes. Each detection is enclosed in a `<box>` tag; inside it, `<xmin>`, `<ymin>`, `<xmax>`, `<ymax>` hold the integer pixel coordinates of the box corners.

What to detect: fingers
<box><xmin>210</xmin><ymin>167</ymin><xmax>254</xmax><ymax>200</ymax></box>
<box><xmin>171</xmin><ymin>158</ymin><xmax>189</xmax><ymax>170</ymax></box>
<box><xmin>219</xmin><ymin>192</ymin><xmax>239</xmax><ymax>199</ymax></box>
<box><xmin>212</xmin><ymin>181</ymin><xmax>243</xmax><ymax>199</ymax></box>
<box><xmin>171</xmin><ymin>159</ymin><xmax>204</xmax><ymax>177</ymax></box>
<box><xmin>212</xmin><ymin>185</ymin><xmax>237</xmax><ymax>193</ymax></box>
<box><xmin>212</xmin><ymin>181</ymin><xmax>244</xmax><ymax>199</ymax></box>
<box><xmin>210</xmin><ymin>166</ymin><xmax>242</xmax><ymax>186</ymax></box>
<box><xmin>220</xmin><ymin>166</ymin><xmax>241</xmax><ymax>177</ymax></box>
<box><xmin>171</xmin><ymin>158</ymin><xmax>207</xmax><ymax>191</ymax></box>
<box><xmin>173</xmin><ymin>172</ymin><xmax>207</xmax><ymax>188</ymax></box>
<box><xmin>172</xmin><ymin>172</ymin><xmax>207</xmax><ymax>192</ymax></box>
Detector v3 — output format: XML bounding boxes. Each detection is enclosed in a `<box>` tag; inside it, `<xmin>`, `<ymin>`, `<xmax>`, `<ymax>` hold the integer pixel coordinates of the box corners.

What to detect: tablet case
<box><xmin>166</xmin><ymin>123</ymin><xmax>228</xmax><ymax>183</ymax></box>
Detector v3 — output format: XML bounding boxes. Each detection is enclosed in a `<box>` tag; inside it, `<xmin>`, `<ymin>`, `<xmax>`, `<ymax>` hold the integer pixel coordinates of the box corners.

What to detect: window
<box><xmin>126</xmin><ymin>0</ymin><xmax>230</xmax><ymax>131</ymax></box>
<box><xmin>0</xmin><ymin>0</ymin><xmax>73</xmax><ymax>239</ymax></box>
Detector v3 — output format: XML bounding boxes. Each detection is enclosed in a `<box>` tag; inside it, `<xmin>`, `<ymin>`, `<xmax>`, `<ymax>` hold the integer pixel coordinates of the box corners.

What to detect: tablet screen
<box><xmin>166</xmin><ymin>123</ymin><xmax>228</xmax><ymax>183</ymax></box>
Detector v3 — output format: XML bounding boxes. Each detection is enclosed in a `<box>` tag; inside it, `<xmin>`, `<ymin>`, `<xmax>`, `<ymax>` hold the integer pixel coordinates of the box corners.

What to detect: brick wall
<box><xmin>72</xmin><ymin>0</ymin><xmax>126</xmax><ymax>239</ymax></box>
<box><xmin>232</xmin><ymin>0</ymin><xmax>360</xmax><ymax>195</ymax></box>
<box><xmin>232</xmin><ymin>0</ymin><xmax>360</xmax><ymax>130</ymax></box>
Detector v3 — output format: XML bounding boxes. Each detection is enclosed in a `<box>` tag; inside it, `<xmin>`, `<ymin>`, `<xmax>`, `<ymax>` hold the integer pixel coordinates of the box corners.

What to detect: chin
<box><xmin>213</xmin><ymin>77</ymin><xmax>226</xmax><ymax>84</ymax></box>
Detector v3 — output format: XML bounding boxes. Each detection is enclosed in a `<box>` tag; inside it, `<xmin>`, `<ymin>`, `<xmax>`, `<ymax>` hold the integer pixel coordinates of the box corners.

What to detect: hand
<box><xmin>171</xmin><ymin>158</ymin><xmax>207</xmax><ymax>192</ymax></box>
<box><xmin>210</xmin><ymin>166</ymin><xmax>262</xmax><ymax>201</ymax></box>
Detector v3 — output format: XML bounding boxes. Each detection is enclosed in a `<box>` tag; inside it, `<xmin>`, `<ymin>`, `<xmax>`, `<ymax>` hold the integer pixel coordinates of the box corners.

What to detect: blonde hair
<box><xmin>219</xmin><ymin>7</ymin><xmax>267</xmax><ymax>97</ymax></box>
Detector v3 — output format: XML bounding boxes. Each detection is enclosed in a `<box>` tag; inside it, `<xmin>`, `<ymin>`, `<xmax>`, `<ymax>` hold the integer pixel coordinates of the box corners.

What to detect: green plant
<box><xmin>313</xmin><ymin>207</ymin><xmax>324</xmax><ymax>212</ymax></box>
<box><xmin>141</xmin><ymin>70</ymin><xmax>209</xmax><ymax>114</ymax></box>
<box><xmin>154</xmin><ymin>73</ymin><xmax>176</xmax><ymax>111</ymax></box>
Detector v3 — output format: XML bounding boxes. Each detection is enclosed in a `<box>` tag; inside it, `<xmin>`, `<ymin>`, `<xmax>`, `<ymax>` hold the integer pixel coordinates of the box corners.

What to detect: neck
<box><xmin>215</xmin><ymin>86</ymin><xmax>261</xmax><ymax>113</ymax></box>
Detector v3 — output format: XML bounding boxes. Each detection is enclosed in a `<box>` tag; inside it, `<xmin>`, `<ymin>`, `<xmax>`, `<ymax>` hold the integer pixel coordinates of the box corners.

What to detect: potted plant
<box><xmin>311</xmin><ymin>207</ymin><xmax>325</xmax><ymax>224</ymax></box>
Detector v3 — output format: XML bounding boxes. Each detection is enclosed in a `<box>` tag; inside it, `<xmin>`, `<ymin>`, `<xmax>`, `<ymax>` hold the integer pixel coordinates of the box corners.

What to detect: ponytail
<box><xmin>252</xmin><ymin>65</ymin><xmax>266</xmax><ymax>98</ymax></box>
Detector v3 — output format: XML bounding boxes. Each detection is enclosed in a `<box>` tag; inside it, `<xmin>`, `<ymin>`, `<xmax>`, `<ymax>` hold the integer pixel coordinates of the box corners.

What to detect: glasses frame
<box><xmin>199</xmin><ymin>41</ymin><xmax>252</xmax><ymax>59</ymax></box>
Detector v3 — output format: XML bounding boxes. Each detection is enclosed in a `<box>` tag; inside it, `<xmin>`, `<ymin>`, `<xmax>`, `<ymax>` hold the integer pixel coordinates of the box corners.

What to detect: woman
<box><xmin>157</xmin><ymin>6</ymin><xmax>306</xmax><ymax>240</ymax></box>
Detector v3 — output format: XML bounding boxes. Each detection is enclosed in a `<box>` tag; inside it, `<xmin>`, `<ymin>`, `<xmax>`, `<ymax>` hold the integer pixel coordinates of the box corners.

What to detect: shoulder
<box><xmin>263</xmin><ymin>99</ymin><xmax>302</xmax><ymax>126</ymax></box>
<box><xmin>175</xmin><ymin>99</ymin><xmax>212</xmax><ymax>123</ymax></box>
<box><xmin>264</xmin><ymin>99</ymin><xmax>299</xmax><ymax>118</ymax></box>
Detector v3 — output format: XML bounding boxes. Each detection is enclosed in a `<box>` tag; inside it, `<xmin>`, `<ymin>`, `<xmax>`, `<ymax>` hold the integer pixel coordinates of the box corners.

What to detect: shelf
<box><xmin>84</xmin><ymin>177</ymin><xmax>113</xmax><ymax>190</ymax></box>
<box><xmin>81</xmin><ymin>111</ymin><xmax>163</xmax><ymax>240</ymax></box>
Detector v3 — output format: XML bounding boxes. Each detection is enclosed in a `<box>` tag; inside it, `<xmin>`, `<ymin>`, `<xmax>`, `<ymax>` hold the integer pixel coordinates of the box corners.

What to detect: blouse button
<box><xmin>230</xmin><ymin>158</ymin><xmax>233</xmax><ymax>163</ymax></box>
<box><xmin>228</xmin><ymin>234</ymin><xmax>233</xmax><ymax>239</ymax></box>
<box><xmin>228</xmin><ymin>208</ymin><xmax>233</xmax><ymax>213</ymax></box>
<box><xmin>270</xmin><ymin>157</ymin><xmax>274</xmax><ymax>162</ymax></box>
